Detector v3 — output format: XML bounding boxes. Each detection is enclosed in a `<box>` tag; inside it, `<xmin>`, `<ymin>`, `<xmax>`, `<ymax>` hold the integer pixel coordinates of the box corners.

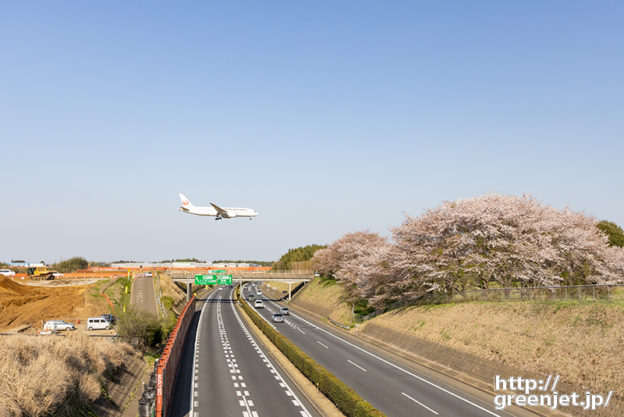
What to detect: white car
<box><xmin>0</xmin><ymin>269</ymin><xmax>15</xmax><ymax>277</ymax></box>
<box><xmin>43</xmin><ymin>320</ymin><xmax>75</xmax><ymax>331</ymax></box>
<box><xmin>254</xmin><ymin>299</ymin><xmax>264</xmax><ymax>309</ymax></box>
<box><xmin>87</xmin><ymin>317</ymin><xmax>111</xmax><ymax>330</ymax></box>
<box><xmin>257</xmin><ymin>290</ymin><xmax>262</xmax><ymax>295</ymax></box>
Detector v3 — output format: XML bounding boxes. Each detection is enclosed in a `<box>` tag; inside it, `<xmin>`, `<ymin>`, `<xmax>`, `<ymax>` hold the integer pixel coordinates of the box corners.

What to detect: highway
<box><xmin>243</xmin><ymin>283</ymin><xmax>536</xmax><ymax>417</ymax></box>
<box><xmin>170</xmin><ymin>287</ymin><xmax>319</xmax><ymax>417</ymax></box>
<box><xmin>131</xmin><ymin>276</ymin><xmax>159</xmax><ymax>315</ymax></box>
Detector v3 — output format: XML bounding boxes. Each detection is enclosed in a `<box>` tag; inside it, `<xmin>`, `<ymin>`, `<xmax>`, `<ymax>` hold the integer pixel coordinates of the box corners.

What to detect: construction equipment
<box><xmin>27</xmin><ymin>266</ymin><xmax>57</xmax><ymax>280</ymax></box>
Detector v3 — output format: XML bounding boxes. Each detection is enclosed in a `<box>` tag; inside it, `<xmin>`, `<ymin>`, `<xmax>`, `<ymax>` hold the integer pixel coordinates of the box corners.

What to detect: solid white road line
<box><xmin>401</xmin><ymin>392</ymin><xmax>439</xmax><ymax>415</ymax></box>
<box><xmin>286</xmin><ymin>310</ymin><xmax>502</xmax><ymax>417</ymax></box>
<box><xmin>347</xmin><ymin>359</ymin><xmax>367</xmax><ymax>372</ymax></box>
<box><xmin>316</xmin><ymin>340</ymin><xmax>329</xmax><ymax>349</ymax></box>
<box><xmin>190</xmin><ymin>290</ymin><xmax>215</xmax><ymax>416</ymax></box>
<box><xmin>231</xmin><ymin>287</ymin><xmax>312</xmax><ymax>417</ymax></box>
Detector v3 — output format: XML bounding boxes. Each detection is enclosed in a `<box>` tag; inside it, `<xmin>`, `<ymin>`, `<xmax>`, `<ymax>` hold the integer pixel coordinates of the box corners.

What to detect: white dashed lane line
<box><xmin>401</xmin><ymin>392</ymin><xmax>439</xmax><ymax>415</ymax></box>
<box><xmin>231</xmin><ymin>288</ymin><xmax>312</xmax><ymax>417</ymax></box>
<box><xmin>316</xmin><ymin>340</ymin><xmax>329</xmax><ymax>349</ymax></box>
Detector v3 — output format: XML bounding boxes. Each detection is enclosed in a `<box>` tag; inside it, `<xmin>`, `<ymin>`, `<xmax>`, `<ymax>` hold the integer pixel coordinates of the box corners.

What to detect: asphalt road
<box><xmin>170</xmin><ymin>287</ymin><xmax>320</xmax><ymax>417</ymax></box>
<box><xmin>130</xmin><ymin>276</ymin><xmax>159</xmax><ymax>315</ymax></box>
<box><xmin>243</xmin><ymin>283</ymin><xmax>537</xmax><ymax>417</ymax></box>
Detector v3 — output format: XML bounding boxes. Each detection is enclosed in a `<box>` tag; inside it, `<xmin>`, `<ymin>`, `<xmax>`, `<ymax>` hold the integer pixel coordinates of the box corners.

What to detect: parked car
<box><xmin>254</xmin><ymin>299</ymin><xmax>264</xmax><ymax>309</ymax></box>
<box><xmin>0</xmin><ymin>269</ymin><xmax>15</xmax><ymax>277</ymax></box>
<box><xmin>87</xmin><ymin>317</ymin><xmax>111</xmax><ymax>330</ymax></box>
<box><xmin>43</xmin><ymin>320</ymin><xmax>75</xmax><ymax>331</ymax></box>
<box><xmin>280</xmin><ymin>307</ymin><xmax>290</xmax><ymax>315</ymax></box>
<box><xmin>101</xmin><ymin>314</ymin><xmax>116</xmax><ymax>324</ymax></box>
<box><xmin>272</xmin><ymin>313</ymin><xmax>284</xmax><ymax>323</ymax></box>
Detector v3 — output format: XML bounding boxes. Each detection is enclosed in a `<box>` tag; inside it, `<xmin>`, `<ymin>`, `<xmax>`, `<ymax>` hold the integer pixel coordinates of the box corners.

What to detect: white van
<box><xmin>87</xmin><ymin>317</ymin><xmax>111</xmax><ymax>330</ymax></box>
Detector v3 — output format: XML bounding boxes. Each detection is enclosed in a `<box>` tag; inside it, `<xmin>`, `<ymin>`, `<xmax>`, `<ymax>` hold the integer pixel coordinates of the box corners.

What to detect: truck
<box><xmin>27</xmin><ymin>266</ymin><xmax>58</xmax><ymax>280</ymax></box>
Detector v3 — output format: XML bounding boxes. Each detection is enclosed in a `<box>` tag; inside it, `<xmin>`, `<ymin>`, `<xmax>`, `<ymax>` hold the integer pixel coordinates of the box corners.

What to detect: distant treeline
<box><xmin>213</xmin><ymin>260</ymin><xmax>274</xmax><ymax>266</ymax></box>
<box><xmin>273</xmin><ymin>244</ymin><xmax>325</xmax><ymax>270</ymax></box>
<box><xmin>159</xmin><ymin>258</ymin><xmax>205</xmax><ymax>263</ymax></box>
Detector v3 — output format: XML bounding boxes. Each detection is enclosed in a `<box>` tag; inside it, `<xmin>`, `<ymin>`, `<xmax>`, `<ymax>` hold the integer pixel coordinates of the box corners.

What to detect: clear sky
<box><xmin>1</xmin><ymin>1</ymin><xmax>622</xmax><ymax>263</ymax></box>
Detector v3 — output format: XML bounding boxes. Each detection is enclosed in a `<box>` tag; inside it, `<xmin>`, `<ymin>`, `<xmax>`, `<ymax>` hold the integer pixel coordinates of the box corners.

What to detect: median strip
<box><xmin>235</xmin><ymin>284</ymin><xmax>386</xmax><ymax>417</ymax></box>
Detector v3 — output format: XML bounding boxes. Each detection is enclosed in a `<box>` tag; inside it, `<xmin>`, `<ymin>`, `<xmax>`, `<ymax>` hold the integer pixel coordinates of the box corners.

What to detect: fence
<box><xmin>418</xmin><ymin>283</ymin><xmax>624</xmax><ymax>305</ymax></box>
<box><xmin>155</xmin><ymin>295</ymin><xmax>196</xmax><ymax>417</ymax></box>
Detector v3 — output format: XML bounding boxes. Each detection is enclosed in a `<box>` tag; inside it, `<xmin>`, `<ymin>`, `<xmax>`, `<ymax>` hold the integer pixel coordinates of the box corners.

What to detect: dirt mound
<box><xmin>0</xmin><ymin>276</ymin><xmax>31</xmax><ymax>295</ymax></box>
<box><xmin>0</xmin><ymin>278</ymin><xmax>108</xmax><ymax>331</ymax></box>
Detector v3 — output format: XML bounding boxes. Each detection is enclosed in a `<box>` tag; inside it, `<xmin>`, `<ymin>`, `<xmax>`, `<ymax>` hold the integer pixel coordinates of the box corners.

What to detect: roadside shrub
<box><xmin>236</xmin><ymin>286</ymin><xmax>385</xmax><ymax>417</ymax></box>
<box><xmin>116</xmin><ymin>308</ymin><xmax>163</xmax><ymax>349</ymax></box>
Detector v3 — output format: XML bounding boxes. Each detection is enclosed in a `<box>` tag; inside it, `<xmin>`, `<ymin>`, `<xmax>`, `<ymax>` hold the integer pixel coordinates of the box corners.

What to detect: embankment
<box><xmin>292</xmin><ymin>279</ymin><xmax>624</xmax><ymax>417</ymax></box>
<box><xmin>0</xmin><ymin>334</ymin><xmax>138</xmax><ymax>416</ymax></box>
<box><xmin>0</xmin><ymin>277</ymin><xmax>109</xmax><ymax>331</ymax></box>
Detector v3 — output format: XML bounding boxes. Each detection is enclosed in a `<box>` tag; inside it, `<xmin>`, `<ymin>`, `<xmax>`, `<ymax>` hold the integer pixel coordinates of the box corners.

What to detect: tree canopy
<box><xmin>313</xmin><ymin>194</ymin><xmax>624</xmax><ymax>309</ymax></box>
<box><xmin>53</xmin><ymin>257</ymin><xmax>89</xmax><ymax>273</ymax></box>
<box><xmin>597</xmin><ymin>221</ymin><xmax>624</xmax><ymax>247</ymax></box>
<box><xmin>273</xmin><ymin>244</ymin><xmax>326</xmax><ymax>270</ymax></box>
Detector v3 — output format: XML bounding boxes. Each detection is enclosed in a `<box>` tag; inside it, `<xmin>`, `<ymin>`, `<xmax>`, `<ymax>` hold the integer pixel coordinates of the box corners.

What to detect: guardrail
<box><xmin>154</xmin><ymin>295</ymin><xmax>196</xmax><ymax>417</ymax></box>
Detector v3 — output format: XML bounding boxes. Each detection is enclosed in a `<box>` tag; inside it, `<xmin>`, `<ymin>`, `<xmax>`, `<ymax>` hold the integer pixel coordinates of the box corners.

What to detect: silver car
<box><xmin>272</xmin><ymin>313</ymin><xmax>284</xmax><ymax>323</ymax></box>
<box><xmin>43</xmin><ymin>320</ymin><xmax>75</xmax><ymax>331</ymax></box>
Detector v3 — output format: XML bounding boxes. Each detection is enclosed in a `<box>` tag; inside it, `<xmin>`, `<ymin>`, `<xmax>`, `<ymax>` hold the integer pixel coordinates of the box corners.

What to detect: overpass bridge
<box><xmin>171</xmin><ymin>270</ymin><xmax>315</xmax><ymax>300</ymax></box>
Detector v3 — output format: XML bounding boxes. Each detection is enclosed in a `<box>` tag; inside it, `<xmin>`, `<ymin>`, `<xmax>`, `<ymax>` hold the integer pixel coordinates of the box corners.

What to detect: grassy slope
<box><xmin>292</xmin><ymin>279</ymin><xmax>353</xmax><ymax>325</ymax></box>
<box><xmin>295</xmin><ymin>279</ymin><xmax>624</xmax><ymax>398</ymax></box>
<box><xmin>0</xmin><ymin>334</ymin><xmax>135</xmax><ymax>416</ymax></box>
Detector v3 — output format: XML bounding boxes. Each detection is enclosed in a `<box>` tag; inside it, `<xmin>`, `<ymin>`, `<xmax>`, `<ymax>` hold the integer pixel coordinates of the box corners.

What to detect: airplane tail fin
<box><xmin>179</xmin><ymin>193</ymin><xmax>194</xmax><ymax>209</ymax></box>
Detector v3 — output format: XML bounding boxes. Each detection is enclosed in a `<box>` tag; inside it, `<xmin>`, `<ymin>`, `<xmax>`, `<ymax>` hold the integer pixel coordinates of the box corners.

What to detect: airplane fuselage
<box><xmin>178</xmin><ymin>206</ymin><xmax>258</xmax><ymax>218</ymax></box>
<box><xmin>178</xmin><ymin>194</ymin><xmax>258</xmax><ymax>220</ymax></box>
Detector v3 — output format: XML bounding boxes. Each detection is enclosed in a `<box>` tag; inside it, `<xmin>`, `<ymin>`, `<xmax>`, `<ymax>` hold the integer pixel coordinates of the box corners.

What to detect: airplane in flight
<box><xmin>178</xmin><ymin>194</ymin><xmax>259</xmax><ymax>220</ymax></box>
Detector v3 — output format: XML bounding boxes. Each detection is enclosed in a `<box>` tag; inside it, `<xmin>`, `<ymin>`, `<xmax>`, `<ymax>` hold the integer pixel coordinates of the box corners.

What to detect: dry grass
<box><xmin>292</xmin><ymin>279</ymin><xmax>353</xmax><ymax>325</ymax></box>
<box><xmin>0</xmin><ymin>334</ymin><xmax>135</xmax><ymax>416</ymax></box>
<box><xmin>159</xmin><ymin>273</ymin><xmax>186</xmax><ymax>314</ymax></box>
<box><xmin>361</xmin><ymin>299</ymin><xmax>624</xmax><ymax>397</ymax></box>
<box><xmin>295</xmin><ymin>278</ymin><xmax>624</xmax><ymax>400</ymax></box>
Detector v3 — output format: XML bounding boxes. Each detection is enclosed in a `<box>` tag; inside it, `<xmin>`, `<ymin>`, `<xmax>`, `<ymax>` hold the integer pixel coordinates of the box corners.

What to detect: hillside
<box><xmin>292</xmin><ymin>279</ymin><xmax>624</xmax><ymax>416</ymax></box>
<box><xmin>0</xmin><ymin>277</ymin><xmax>108</xmax><ymax>331</ymax></box>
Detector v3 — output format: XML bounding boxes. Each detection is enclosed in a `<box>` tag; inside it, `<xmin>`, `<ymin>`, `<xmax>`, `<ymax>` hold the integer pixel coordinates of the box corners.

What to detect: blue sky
<box><xmin>1</xmin><ymin>1</ymin><xmax>622</xmax><ymax>263</ymax></box>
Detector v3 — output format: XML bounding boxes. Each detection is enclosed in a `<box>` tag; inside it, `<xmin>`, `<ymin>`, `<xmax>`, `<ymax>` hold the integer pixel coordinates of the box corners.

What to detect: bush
<box><xmin>236</xmin><ymin>286</ymin><xmax>385</xmax><ymax>417</ymax></box>
<box><xmin>54</xmin><ymin>257</ymin><xmax>89</xmax><ymax>273</ymax></box>
<box><xmin>116</xmin><ymin>308</ymin><xmax>163</xmax><ymax>349</ymax></box>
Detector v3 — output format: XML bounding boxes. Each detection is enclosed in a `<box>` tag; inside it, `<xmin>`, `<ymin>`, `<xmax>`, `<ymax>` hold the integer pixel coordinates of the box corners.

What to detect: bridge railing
<box><xmin>155</xmin><ymin>295</ymin><xmax>196</xmax><ymax>417</ymax></box>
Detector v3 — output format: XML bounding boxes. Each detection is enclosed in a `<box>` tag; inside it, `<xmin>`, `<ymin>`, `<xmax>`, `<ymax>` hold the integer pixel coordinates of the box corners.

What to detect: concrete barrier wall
<box><xmin>156</xmin><ymin>296</ymin><xmax>196</xmax><ymax>417</ymax></box>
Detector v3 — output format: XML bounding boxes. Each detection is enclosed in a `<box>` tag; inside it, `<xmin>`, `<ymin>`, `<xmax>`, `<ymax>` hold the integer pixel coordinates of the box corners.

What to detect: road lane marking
<box><xmin>316</xmin><ymin>340</ymin><xmax>329</xmax><ymax>349</ymax></box>
<box><xmin>190</xmin><ymin>290</ymin><xmax>215</xmax><ymax>416</ymax></box>
<box><xmin>230</xmin><ymin>287</ymin><xmax>312</xmax><ymax>417</ymax></box>
<box><xmin>347</xmin><ymin>359</ymin><xmax>367</xmax><ymax>372</ymax></box>
<box><xmin>401</xmin><ymin>392</ymin><xmax>439</xmax><ymax>415</ymax></box>
<box><xmin>286</xmin><ymin>310</ymin><xmax>502</xmax><ymax>417</ymax></box>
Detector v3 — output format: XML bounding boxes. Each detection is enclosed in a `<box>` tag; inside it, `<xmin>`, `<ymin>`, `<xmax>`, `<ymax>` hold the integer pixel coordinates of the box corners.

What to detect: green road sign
<box><xmin>195</xmin><ymin>274</ymin><xmax>217</xmax><ymax>285</ymax></box>
<box><xmin>209</xmin><ymin>269</ymin><xmax>226</xmax><ymax>274</ymax></box>
<box><xmin>217</xmin><ymin>275</ymin><xmax>232</xmax><ymax>285</ymax></box>
<box><xmin>195</xmin><ymin>274</ymin><xmax>232</xmax><ymax>285</ymax></box>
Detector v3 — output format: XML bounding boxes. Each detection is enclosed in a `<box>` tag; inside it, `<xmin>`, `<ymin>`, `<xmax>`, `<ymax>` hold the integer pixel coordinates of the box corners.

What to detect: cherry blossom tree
<box><xmin>315</xmin><ymin>194</ymin><xmax>624</xmax><ymax>309</ymax></box>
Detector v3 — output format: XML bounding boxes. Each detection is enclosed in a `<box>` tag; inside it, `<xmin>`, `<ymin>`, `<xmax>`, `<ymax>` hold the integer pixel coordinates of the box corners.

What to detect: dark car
<box><xmin>101</xmin><ymin>314</ymin><xmax>116</xmax><ymax>324</ymax></box>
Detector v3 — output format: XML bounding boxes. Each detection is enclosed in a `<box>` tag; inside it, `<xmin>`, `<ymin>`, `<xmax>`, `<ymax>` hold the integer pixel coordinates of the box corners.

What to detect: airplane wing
<box><xmin>210</xmin><ymin>203</ymin><xmax>228</xmax><ymax>216</ymax></box>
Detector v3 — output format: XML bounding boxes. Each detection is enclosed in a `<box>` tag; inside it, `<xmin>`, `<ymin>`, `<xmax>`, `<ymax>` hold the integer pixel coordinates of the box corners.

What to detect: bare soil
<box><xmin>0</xmin><ymin>277</ymin><xmax>109</xmax><ymax>332</ymax></box>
